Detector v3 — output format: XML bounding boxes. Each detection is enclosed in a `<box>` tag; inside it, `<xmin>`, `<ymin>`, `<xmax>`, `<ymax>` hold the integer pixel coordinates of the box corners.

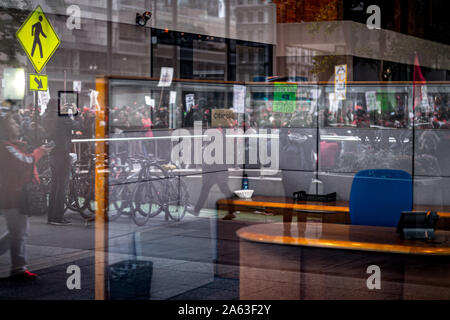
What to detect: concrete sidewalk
<box><xmin>0</xmin><ymin>208</ymin><xmax>232</xmax><ymax>300</ymax></box>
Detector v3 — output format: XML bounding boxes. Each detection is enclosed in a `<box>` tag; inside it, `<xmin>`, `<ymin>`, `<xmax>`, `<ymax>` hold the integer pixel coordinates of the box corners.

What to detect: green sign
<box><xmin>376</xmin><ymin>92</ymin><xmax>396</xmax><ymax>113</ymax></box>
<box><xmin>273</xmin><ymin>83</ymin><xmax>297</xmax><ymax>113</ymax></box>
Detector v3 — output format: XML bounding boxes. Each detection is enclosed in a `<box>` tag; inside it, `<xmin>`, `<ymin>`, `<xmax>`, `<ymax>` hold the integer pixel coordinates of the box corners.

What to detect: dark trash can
<box><xmin>108</xmin><ymin>260</ymin><xmax>153</xmax><ymax>300</ymax></box>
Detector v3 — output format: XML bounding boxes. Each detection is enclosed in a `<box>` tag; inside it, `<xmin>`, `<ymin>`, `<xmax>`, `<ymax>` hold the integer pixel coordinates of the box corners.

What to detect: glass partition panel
<box><xmin>318</xmin><ymin>84</ymin><xmax>413</xmax><ymax>200</ymax></box>
<box><xmin>414</xmin><ymin>84</ymin><xmax>450</xmax><ymax>208</ymax></box>
<box><xmin>246</xmin><ymin>83</ymin><xmax>318</xmax><ymax>196</ymax></box>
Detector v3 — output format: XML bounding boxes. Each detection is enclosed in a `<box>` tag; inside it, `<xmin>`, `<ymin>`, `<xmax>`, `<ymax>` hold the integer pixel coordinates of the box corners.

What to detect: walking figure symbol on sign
<box><xmin>31</xmin><ymin>16</ymin><xmax>47</xmax><ymax>58</ymax></box>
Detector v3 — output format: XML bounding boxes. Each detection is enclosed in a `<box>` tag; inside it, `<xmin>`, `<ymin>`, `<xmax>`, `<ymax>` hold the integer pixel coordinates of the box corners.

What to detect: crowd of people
<box><xmin>110</xmin><ymin>104</ymin><xmax>172</xmax><ymax>133</ymax></box>
<box><xmin>104</xmin><ymin>92</ymin><xmax>450</xmax><ymax>134</ymax></box>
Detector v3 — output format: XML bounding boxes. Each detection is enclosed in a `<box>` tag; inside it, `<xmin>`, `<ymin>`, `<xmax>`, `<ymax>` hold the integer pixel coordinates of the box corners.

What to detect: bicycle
<box><xmin>37</xmin><ymin>153</ymin><xmax>94</xmax><ymax>221</ymax></box>
<box><xmin>131</xmin><ymin>155</ymin><xmax>192</xmax><ymax>225</ymax></box>
<box><xmin>131</xmin><ymin>155</ymin><xmax>166</xmax><ymax>226</ymax></box>
<box><xmin>160</xmin><ymin>163</ymin><xmax>192</xmax><ymax>222</ymax></box>
<box><xmin>108</xmin><ymin>155</ymin><xmax>140</xmax><ymax>222</ymax></box>
<box><xmin>67</xmin><ymin>159</ymin><xmax>96</xmax><ymax>220</ymax></box>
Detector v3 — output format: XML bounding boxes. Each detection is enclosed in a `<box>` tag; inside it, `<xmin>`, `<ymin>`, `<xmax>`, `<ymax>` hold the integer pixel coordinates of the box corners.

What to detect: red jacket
<box><xmin>142</xmin><ymin>117</ymin><xmax>153</xmax><ymax>137</ymax></box>
<box><xmin>0</xmin><ymin>140</ymin><xmax>45</xmax><ymax>209</ymax></box>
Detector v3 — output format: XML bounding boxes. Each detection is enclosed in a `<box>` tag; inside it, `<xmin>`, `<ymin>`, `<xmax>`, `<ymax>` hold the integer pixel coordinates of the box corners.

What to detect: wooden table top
<box><xmin>217</xmin><ymin>196</ymin><xmax>350</xmax><ymax>212</ymax></box>
<box><xmin>217</xmin><ymin>196</ymin><xmax>450</xmax><ymax>218</ymax></box>
<box><xmin>237</xmin><ymin>222</ymin><xmax>450</xmax><ymax>256</ymax></box>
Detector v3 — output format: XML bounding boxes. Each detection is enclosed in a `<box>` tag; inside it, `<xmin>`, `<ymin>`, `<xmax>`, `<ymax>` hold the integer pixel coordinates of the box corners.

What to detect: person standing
<box><xmin>0</xmin><ymin>113</ymin><xmax>53</xmax><ymax>279</ymax></box>
<box><xmin>141</xmin><ymin>110</ymin><xmax>154</xmax><ymax>156</ymax></box>
<box><xmin>193</xmin><ymin>119</ymin><xmax>232</xmax><ymax>215</ymax></box>
<box><xmin>44</xmin><ymin>102</ymin><xmax>80</xmax><ymax>225</ymax></box>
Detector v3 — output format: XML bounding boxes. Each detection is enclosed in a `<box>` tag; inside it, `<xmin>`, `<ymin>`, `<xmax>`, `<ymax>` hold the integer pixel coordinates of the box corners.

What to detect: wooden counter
<box><xmin>237</xmin><ymin>222</ymin><xmax>450</xmax><ymax>256</ymax></box>
<box><xmin>217</xmin><ymin>196</ymin><xmax>450</xmax><ymax>228</ymax></box>
<box><xmin>236</xmin><ymin>222</ymin><xmax>450</xmax><ymax>300</ymax></box>
<box><xmin>217</xmin><ymin>196</ymin><xmax>349</xmax><ymax>214</ymax></box>
<box><xmin>216</xmin><ymin>196</ymin><xmax>450</xmax><ymax>278</ymax></box>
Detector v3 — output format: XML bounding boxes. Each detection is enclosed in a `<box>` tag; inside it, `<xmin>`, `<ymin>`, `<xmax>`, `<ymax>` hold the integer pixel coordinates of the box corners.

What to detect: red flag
<box><xmin>413</xmin><ymin>54</ymin><xmax>426</xmax><ymax>113</ymax></box>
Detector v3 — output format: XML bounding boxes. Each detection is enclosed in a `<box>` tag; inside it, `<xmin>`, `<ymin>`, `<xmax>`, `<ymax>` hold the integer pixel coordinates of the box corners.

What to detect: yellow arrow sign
<box><xmin>16</xmin><ymin>5</ymin><xmax>60</xmax><ymax>74</ymax></box>
<box><xmin>29</xmin><ymin>74</ymin><xmax>48</xmax><ymax>91</ymax></box>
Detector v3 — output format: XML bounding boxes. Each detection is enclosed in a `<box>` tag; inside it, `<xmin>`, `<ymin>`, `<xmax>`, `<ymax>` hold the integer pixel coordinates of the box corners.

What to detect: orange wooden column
<box><xmin>95</xmin><ymin>76</ymin><xmax>109</xmax><ymax>300</ymax></box>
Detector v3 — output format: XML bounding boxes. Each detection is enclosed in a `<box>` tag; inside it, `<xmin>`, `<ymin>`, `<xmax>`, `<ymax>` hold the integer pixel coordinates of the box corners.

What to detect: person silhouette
<box><xmin>31</xmin><ymin>16</ymin><xmax>47</xmax><ymax>59</ymax></box>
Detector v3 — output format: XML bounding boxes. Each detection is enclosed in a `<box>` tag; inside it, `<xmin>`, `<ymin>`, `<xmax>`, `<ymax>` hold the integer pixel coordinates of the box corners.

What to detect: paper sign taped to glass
<box><xmin>233</xmin><ymin>85</ymin><xmax>246</xmax><ymax>113</ymax></box>
<box><xmin>170</xmin><ymin>91</ymin><xmax>177</xmax><ymax>104</ymax></box>
<box><xmin>158</xmin><ymin>67</ymin><xmax>174</xmax><ymax>87</ymax></box>
<box><xmin>365</xmin><ymin>91</ymin><xmax>377</xmax><ymax>112</ymax></box>
<box><xmin>334</xmin><ymin>64</ymin><xmax>347</xmax><ymax>100</ymax></box>
<box><xmin>185</xmin><ymin>94</ymin><xmax>195</xmax><ymax>112</ymax></box>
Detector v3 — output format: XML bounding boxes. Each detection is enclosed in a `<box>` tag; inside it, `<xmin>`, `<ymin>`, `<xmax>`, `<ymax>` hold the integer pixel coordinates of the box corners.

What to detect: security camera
<box><xmin>136</xmin><ymin>11</ymin><xmax>152</xmax><ymax>26</ymax></box>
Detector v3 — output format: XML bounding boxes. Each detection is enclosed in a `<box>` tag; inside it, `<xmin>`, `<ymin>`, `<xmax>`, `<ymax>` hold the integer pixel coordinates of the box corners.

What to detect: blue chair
<box><xmin>349</xmin><ymin>169</ymin><xmax>413</xmax><ymax>227</ymax></box>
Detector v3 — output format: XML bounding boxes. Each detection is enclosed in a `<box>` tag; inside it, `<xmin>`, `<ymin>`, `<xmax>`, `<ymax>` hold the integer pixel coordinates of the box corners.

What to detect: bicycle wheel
<box><xmin>39</xmin><ymin>169</ymin><xmax>53</xmax><ymax>212</ymax></box>
<box><xmin>66</xmin><ymin>179</ymin><xmax>81</xmax><ymax>212</ymax></box>
<box><xmin>166</xmin><ymin>178</ymin><xmax>190</xmax><ymax>222</ymax></box>
<box><xmin>108</xmin><ymin>157</ymin><xmax>135</xmax><ymax>221</ymax></box>
<box><xmin>132</xmin><ymin>182</ymin><xmax>162</xmax><ymax>226</ymax></box>
<box><xmin>77</xmin><ymin>179</ymin><xmax>96</xmax><ymax>220</ymax></box>
<box><xmin>117</xmin><ymin>183</ymin><xmax>134</xmax><ymax>215</ymax></box>
<box><xmin>108</xmin><ymin>183</ymin><xmax>123</xmax><ymax>221</ymax></box>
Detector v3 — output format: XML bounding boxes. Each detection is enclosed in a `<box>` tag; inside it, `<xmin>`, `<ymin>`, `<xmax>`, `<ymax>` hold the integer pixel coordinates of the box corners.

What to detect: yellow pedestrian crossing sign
<box><xmin>29</xmin><ymin>74</ymin><xmax>48</xmax><ymax>91</ymax></box>
<box><xmin>16</xmin><ymin>5</ymin><xmax>60</xmax><ymax>74</ymax></box>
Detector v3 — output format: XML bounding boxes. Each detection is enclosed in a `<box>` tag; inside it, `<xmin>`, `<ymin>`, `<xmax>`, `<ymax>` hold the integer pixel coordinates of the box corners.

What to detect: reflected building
<box><xmin>0</xmin><ymin>0</ymin><xmax>277</xmax><ymax>107</ymax></box>
<box><xmin>151</xmin><ymin>0</ymin><xmax>276</xmax><ymax>81</ymax></box>
<box><xmin>273</xmin><ymin>0</ymin><xmax>450</xmax><ymax>82</ymax></box>
<box><xmin>234</xmin><ymin>0</ymin><xmax>276</xmax><ymax>81</ymax></box>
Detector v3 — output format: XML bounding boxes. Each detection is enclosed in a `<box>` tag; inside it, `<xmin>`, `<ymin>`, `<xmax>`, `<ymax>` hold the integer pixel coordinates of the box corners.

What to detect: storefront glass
<box><xmin>0</xmin><ymin>0</ymin><xmax>449</xmax><ymax>301</ymax></box>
